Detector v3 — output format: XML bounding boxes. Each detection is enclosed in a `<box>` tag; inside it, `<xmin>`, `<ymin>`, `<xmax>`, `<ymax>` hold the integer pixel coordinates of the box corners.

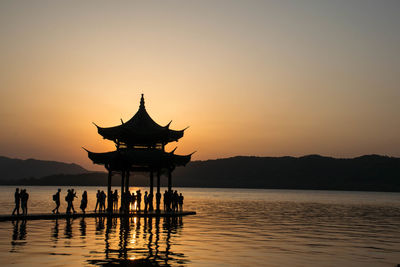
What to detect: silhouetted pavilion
<box><xmin>84</xmin><ymin>94</ymin><xmax>193</xmax><ymax>213</ymax></box>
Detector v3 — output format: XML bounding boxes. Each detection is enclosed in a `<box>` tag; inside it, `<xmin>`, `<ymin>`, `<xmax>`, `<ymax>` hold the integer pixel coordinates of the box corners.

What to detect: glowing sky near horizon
<box><xmin>0</xmin><ymin>0</ymin><xmax>399</xmax><ymax>170</ymax></box>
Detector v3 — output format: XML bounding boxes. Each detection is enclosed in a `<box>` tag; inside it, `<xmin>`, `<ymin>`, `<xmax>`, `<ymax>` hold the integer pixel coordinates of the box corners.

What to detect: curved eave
<box><xmin>84</xmin><ymin>148</ymin><xmax>192</xmax><ymax>169</ymax></box>
<box><xmin>167</xmin><ymin>129</ymin><xmax>185</xmax><ymax>142</ymax></box>
<box><xmin>96</xmin><ymin>125</ymin><xmax>121</xmax><ymax>141</ymax></box>
<box><xmin>85</xmin><ymin>149</ymin><xmax>116</xmax><ymax>165</ymax></box>
<box><xmin>170</xmin><ymin>153</ymin><xmax>192</xmax><ymax>166</ymax></box>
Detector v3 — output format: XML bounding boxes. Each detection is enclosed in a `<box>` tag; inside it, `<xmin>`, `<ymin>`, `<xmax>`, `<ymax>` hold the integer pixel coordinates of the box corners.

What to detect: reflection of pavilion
<box><xmin>86</xmin><ymin>216</ymin><xmax>187</xmax><ymax>266</ymax></box>
<box><xmin>84</xmin><ymin>94</ymin><xmax>194</xmax><ymax>213</ymax></box>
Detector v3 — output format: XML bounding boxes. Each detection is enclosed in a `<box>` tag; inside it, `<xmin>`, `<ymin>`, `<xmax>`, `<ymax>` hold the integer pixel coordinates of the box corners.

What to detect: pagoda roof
<box><xmin>94</xmin><ymin>94</ymin><xmax>187</xmax><ymax>145</ymax></box>
<box><xmin>83</xmin><ymin>148</ymin><xmax>193</xmax><ymax>171</ymax></box>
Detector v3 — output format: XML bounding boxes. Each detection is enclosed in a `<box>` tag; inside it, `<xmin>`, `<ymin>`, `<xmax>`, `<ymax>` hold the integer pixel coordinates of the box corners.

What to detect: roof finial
<box><xmin>140</xmin><ymin>93</ymin><xmax>145</xmax><ymax>109</ymax></box>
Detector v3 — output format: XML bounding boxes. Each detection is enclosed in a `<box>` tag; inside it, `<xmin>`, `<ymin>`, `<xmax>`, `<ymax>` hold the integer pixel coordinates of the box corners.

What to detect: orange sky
<box><xmin>0</xmin><ymin>1</ymin><xmax>399</xmax><ymax>170</ymax></box>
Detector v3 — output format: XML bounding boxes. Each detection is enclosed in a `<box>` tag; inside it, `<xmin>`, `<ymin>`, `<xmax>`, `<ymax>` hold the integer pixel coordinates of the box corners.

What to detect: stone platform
<box><xmin>0</xmin><ymin>210</ymin><xmax>196</xmax><ymax>222</ymax></box>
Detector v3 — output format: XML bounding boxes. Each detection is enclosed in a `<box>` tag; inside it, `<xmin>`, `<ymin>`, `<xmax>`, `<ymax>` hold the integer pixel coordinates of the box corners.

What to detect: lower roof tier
<box><xmin>84</xmin><ymin>148</ymin><xmax>192</xmax><ymax>171</ymax></box>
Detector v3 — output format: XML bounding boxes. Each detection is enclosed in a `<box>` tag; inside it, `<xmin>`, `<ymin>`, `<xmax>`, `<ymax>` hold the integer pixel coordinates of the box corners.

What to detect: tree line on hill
<box><xmin>1</xmin><ymin>154</ymin><xmax>399</xmax><ymax>192</ymax></box>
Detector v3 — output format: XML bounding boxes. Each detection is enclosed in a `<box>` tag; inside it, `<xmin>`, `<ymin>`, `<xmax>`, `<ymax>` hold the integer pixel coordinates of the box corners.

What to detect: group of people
<box><xmin>11</xmin><ymin>188</ymin><xmax>29</xmax><ymax>216</ymax></box>
<box><xmin>120</xmin><ymin>189</ymin><xmax>142</xmax><ymax>211</ymax></box>
<box><xmin>11</xmin><ymin>187</ymin><xmax>185</xmax><ymax>215</ymax></box>
<box><xmin>120</xmin><ymin>189</ymin><xmax>185</xmax><ymax>213</ymax></box>
<box><xmin>94</xmin><ymin>190</ymin><xmax>107</xmax><ymax>212</ymax></box>
<box><xmin>51</xmin><ymin>188</ymin><xmax>88</xmax><ymax>214</ymax></box>
<box><xmin>163</xmin><ymin>190</ymin><xmax>184</xmax><ymax>212</ymax></box>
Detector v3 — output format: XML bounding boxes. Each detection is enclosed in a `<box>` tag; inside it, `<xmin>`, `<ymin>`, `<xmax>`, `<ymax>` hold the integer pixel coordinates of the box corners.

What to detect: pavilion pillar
<box><xmin>149</xmin><ymin>171</ymin><xmax>154</xmax><ymax>211</ymax></box>
<box><xmin>168</xmin><ymin>168</ymin><xmax>172</xmax><ymax>192</ymax></box>
<box><xmin>156</xmin><ymin>170</ymin><xmax>161</xmax><ymax>212</ymax></box>
<box><xmin>107</xmin><ymin>169</ymin><xmax>113</xmax><ymax>213</ymax></box>
<box><xmin>168</xmin><ymin>168</ymin><xmax>172</xmax><ymax>191</ymax></box>
<box><xmin>125</xmin><ymin>171</ymin><xmax>130</xmax><ymax>213</ymax></box>
<box><xmin>120</xmin><ymin>171</ymin><xmax>125</xmax><ymax>211</ymax></box>
<box><xmin>125</xmin><ymin>171</ymin><xmax>130</xmax><ymax>194</ymax></box>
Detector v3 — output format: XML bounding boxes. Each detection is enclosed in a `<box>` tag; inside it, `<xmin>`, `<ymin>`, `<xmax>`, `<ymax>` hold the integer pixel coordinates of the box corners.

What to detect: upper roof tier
<box><xmin>94</xmin><ymin>94</ymin><xmax>187</xmax><ymax>146</ymax></box>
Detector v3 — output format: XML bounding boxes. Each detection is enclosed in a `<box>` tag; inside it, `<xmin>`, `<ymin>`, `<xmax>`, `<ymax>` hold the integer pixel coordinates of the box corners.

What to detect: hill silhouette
<box><xmin>172</xmin><ymin>154</ymin><xmax>400</xmax><ymax>191</ymax></box>
<box><xmin>2</xmin><ymin>155</ymin><xmax>400</xmax><ymax>192</ymax></box>
<box><xmin>0</xmin><ymin>156</ymin><xmax>89</xmax><ymax>181</ymax></box>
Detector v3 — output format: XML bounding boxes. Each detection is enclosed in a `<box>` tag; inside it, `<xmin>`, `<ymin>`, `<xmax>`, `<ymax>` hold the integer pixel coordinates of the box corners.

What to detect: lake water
<box><xmin>0</xmin><ymin>186</ymin><xmax>399</xmax><ymax>266</ymax></box>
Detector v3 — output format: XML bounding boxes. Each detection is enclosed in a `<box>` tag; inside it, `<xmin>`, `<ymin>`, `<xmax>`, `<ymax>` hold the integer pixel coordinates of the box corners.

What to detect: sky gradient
<box><xmin>1</xmin><ymin>1</ymin><xmax>399</xmax><ymax>170</ymax></box>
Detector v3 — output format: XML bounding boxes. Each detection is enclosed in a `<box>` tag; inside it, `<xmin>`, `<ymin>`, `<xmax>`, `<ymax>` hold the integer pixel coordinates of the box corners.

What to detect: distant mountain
<box><xmin>2</xmin><ymin>154</ymin><xmax>400</xmax><ymax>192</ymax></box>
<box><xmin>172</xmin><ymin>154</ymin><xmax>400</xmax><ymax>191</ymax></box>
<box><xmin>12</xmin><ymin>172</ymin><xmax>147</xmax><ymax>187</ymax></box>
<box><xmin>0</xmin><ymin>156</ymin><xmax>90</xmax><ymax>181</ymax></box>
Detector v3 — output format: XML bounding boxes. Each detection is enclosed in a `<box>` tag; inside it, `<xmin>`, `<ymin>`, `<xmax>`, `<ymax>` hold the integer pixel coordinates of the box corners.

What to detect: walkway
<box><xmin>0</xmin><ymin>210</ymin><xmax>196</xmax><ymax>222</ymax></box>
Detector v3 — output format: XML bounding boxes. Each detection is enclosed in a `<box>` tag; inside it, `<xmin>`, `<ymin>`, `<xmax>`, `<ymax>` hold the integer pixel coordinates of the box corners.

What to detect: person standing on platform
<box><xmin>52</xmin><ymin>189</ymin><xmax>61</xmax><ymax>214</ymax></box>
<box><xmin>156</xmin><ymin>191</ymin><xmax>161</xmax><ymax>212</ymax></box>
<box><xmin>21</xmin><ymin>189</ymin><xmax>29</xmax><ymax>215</ymax></box>
<box><xmin>99</xmin><ymin>190</ymin><xmax>106</xmax><ymax>212</ymax></box>
<box><xmin>113</xmin><ymin>190</ymin><xmax>119</xmax><ymax>211</ymax></box>
<box><xmin>144</xmin><ymin>191</ymin><xmax>148</xmax><ymax>212</ymax></box>
<box><xmin>80</xmin><ymin>191</ymin><xmax>88</xmax><ymax>213</ymax></box>
<box><xmin>70</xmin><ymin>189</ymin><xmax>77</xmax><ymax>213</ymax></box>
<box><xmin>178</xmin><ymin>193</ymin><xmax>184</xmax><ymax>212</ymax></box>
<box><xmin>66</xmin><ymin>189</ymin><xmax>77</xmax><ymax>214</ymax></box>
<box><xmin>136</xmin><ymin>190</ymin><xmax>142</xmax><ymax>211</ymax></box>
<box><xmin>131</xmin><ymin>192</ymin><xmax>136</xmax><ymax>211</ymax></box>
<box><xmin>148</xmin><ymin>192</ymin><xmax>153</xmax><ymax>212</ymax></box>
<box><xmin>66</xmin><ymin>189</ymin><xmax>72</xmax><ymax>213</ymax></box>
<box><xmin>163</xmin><ymin>190</ymin><xmax>168</xmax><ymax>211</ymax></box>
<box><xmin>94</xmin><ymin>190</ymin><xmax>101</xmax><ymax>212</ymax></box>
<box><xmin>173</xmin><ymin>190</ymin><xmax>179</xmax><ymax>212</ymax></box>
<box><xmin>12</xmin><ymin>188</ymin><xmax>20</xmax><ymax>216</ymax></box>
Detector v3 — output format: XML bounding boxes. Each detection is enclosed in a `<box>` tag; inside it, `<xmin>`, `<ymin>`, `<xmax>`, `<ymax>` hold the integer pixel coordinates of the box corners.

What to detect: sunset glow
<box><xmin>1</xmin><ymin>1</ymin><xmax>399</xmax><ymax>170</ymax></box>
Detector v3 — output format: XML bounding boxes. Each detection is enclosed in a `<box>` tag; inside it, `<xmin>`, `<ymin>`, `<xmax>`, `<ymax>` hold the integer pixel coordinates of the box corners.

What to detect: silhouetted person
<box><xmin>144</xmin><ymin>191</ymin><xmax>148</xmax><ymax>212</ymax></box>
<box><xmin>65</xmin><ymin>189</ymin><xmax>71</xmax><ymax>213</ymax></box>
<box><xmin>163</xmin><ymin>190</ymin><xmax>168</xmax><ymax>211</ymax></box>
<box><xmin>71</xmin><ymin>189</ymin><xmax>77</xmax><ymax>213</ymax></box>
<box><xmin>20</xmin><ymin>189</ymin><xmax>29</xmax><ymax>215</ymax></box>
<box><xmin>165</xmin><ymin>190</ymin><xmax>173</xmax><ymax>212</ymax></box>
<box><xmin>131</xmin><ymin>192</ymin><xmax>136</xmax><ymax>210</ymax></box>
<box><xmin>156</xmin><ymin>191</ymin><xmax>161</xmax><ymax>212</ymax></box>
<box><xmin>156</xmin><ymin>192</ymin><xmax>161</xmax><ymax>211</ymax></box>
<box><xmin>173</xmin><ymin>190</ymin><xmax>179</xmax><ymax>212</ymax></box>
<box><xmin>148</xmin><ymin>192</ymin><xmax>154</xmax><ymax>211</ymax></box>
<box><xmin>80</xmin><ymin>191</ymin><xmax>88</xmax><ymax>213</ymax></box>
<box><xmin>94</xmin><ymin>190</ymin><xmax>101</xmax><ymax>212</ymax></box>
<box><xmin>52</xmin><ymin>189</ymin><xmax>61</xmax><ymax>214</ymax></box>
<box><xmin>66</xmin><ymin>189</ymin><xmax>77</xmax><ymax>213</ymax></box>
<box><xmin>99</xmin><ymin>191</ymin><xmax>106</xmax><ymax>212</ymax></box>
<box><xmin>178</xmin><ymin>193</ymin><xmax>184</xmax><ymax>212</ymax></box>
<box><xmin>136</xmin><ymin>190</ymin><xmax>142</xmax><ymax>211</ymax></box>
<box><xmin>12</xmin><ymin>188</ymin><xmax>20</xmax><ymax>216</ymax></box>
<box><xmin>113</xmin><ymin>190</ymin><xmax>119</xmax><ymax>211</ymax></box>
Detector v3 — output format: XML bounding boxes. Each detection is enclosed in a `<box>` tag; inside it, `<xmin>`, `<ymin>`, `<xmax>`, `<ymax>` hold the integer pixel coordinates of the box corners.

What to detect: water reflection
<box><xmin>10</xmin><ymin>220</ymin><xmax>27</xmax><ymax>252</ymax></box>
<box><xmin>8</xmin><ymin>216</ymin><xmax>188</xmax><ymax>265</ymax></box>
<box><xmin>52</xmin><ymin>219</ymin><xmax>59</xmax><ymax>242</ymax></box>
<box><xmin>88</xmin><ymin>216</ymin><xmax>188</xmax><ymax>266</ymax></box>
<box><xmin>79</xmin><ymin>217</ymin><xmax>87</xmax><ymax>238</ymax></box>
<box><xmin>64</xmin><ymin>217</ymin><xmax>73</xmax><ymax>239</ymax></box>
<box><xmin>6</xmin><ymin>216</ymin><xmax>186</xmax><ymax>265</ymax></box>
